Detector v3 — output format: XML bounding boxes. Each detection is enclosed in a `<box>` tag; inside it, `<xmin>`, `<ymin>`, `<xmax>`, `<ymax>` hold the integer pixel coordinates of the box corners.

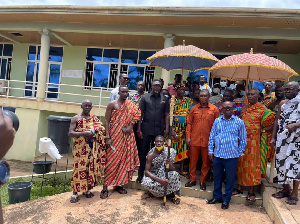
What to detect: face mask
<box><xmin>220</xmin><ymin>82</ymin><xmax>227</xmax><ymax>88</ymax></box>
<box><xmin>164</xmin><ymin>95</ymin><xmax>169</xmax><ymax>98</ymax></box>
<box><xmin>240</xmin><ymin>90</ymin><xmax>245</xmax><ymax>96</ymax></box>
<box><xmin>184</xmin><ymin>91</ymin><xmax>189</xmax><ymax>96</ymax></box>
<box><xmin>156</xmin><ymin>145</ymin><xmax>164</xmax><ymax>151</ymax></box>
<box><xmin>212</xmin><ymin>88</ymin><xmax>220</xmax><ymax>94</ymax></box>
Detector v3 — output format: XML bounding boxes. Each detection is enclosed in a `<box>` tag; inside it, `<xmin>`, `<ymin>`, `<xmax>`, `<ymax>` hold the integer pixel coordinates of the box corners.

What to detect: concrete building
<box><xmin>0</xmin><ymin>6</ymin><xmax>299</xmax><ymax>160</ymax></box>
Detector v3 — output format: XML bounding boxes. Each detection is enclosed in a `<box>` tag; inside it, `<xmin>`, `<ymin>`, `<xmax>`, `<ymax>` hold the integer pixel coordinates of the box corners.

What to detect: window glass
<box><xmin>0</xmin><ymin>45</ymin><xmax>3</xmax><ymax>56</ymax></box>
<box><xmin>3</xmin><ymin>44</ymin><xmax>13</xmax><ymax>57</ymax></box>
<box><xmin>26</xmin><ymin>62</ymin><xmax>35</xmax><ymax>82</ymax></box>
<box><xmin>127</xmin><ymin>66</ymin><xmax>144</xmax><ymax>90</ymax></box>
<box><xmin>48</xmin><ymin>64</ymin><xmax>60</xmax><ymax>86</ymax></box>
<box><xmin>121</xmin><ymin>50</ymin><xmax>138</xmax><ymax>64</ymax></box>
<box><xmin>24</xmin><ymin>85</ymin><xmax>33</xmax><ymax>97</ymax></box>
<box><xmin>1</xmin><ymin>58</ymin><xmax>7</xmax><ymax>79</ymax></box>
<box><xmin>49</xmin><ymin>47</ymin><xmax>63</xmax><ymax>62</ymax></box>
<box><xmin>37</xmin><ymin>46</ymin><xmax>41</xmax><ymax>60</ymax></box>
<box><xmin>139</xmin><ymin>51</ymin><xmax>156</xmax><ymax>64</ymax></box>
<box><xmin>28</xmin><ymin>46</ymin><xmax>36</xmax><ymax>60</ymax></box>
<box><xmin>86</xmin><ymin>48</ymin><xmax>102</xmax><ymax>62</ymax></box>
<box><xmin>103</xmin><ymin>49</ymin><xmax>119</xmax><ymax>63</ymax></box>
<box><xmin>93</xmin><ymin>64</ymin><xmax>109</xmax><ymax>87</ymax></box>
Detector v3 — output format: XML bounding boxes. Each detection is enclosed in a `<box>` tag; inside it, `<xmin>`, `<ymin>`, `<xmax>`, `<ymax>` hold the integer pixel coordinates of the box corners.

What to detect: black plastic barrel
<box><xmin>47</xmin><ymin>115</ymin><xmax>72</xmax><ymax>154</ymax></box>
<box><xmin>7</xmin><ymin>181</ymin><xmax>33</xmax><ymax>204</ymax></box>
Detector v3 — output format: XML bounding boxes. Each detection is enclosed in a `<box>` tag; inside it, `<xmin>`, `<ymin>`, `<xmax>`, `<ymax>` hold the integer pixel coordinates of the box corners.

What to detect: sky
<box><xmin>0</xmin><ymin>0</ymin><xmax>300</xmax><ymax>9</ymax></box>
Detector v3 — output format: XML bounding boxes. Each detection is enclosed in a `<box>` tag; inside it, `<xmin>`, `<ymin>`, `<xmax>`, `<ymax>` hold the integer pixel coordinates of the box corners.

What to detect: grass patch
<box><xmin>1</xmin><ymin>176</ymin><xmax>72</xmax><ymax>207</ymax></box>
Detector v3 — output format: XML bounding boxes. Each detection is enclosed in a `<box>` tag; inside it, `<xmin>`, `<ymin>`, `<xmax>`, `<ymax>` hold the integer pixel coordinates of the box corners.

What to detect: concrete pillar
<box><xmin>161</xmin><ymin>34</ymin><xmax>176</xmax><ymax>88</ymax></box>
<box><xmin>36</xmin><ymin>29</ymin><xmax>50</xmax><ymax>101</ymax></box>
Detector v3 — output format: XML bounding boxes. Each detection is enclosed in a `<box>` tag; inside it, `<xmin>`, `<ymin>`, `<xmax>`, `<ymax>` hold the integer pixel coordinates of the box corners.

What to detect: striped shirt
<box><xmin>208</xmin><ymin>115</ymin><xmax>247</xmax><ymax>159</ymax></box>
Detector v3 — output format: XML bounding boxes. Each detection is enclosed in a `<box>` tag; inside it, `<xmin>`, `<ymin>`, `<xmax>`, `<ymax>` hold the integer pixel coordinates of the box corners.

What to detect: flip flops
<box><xmin>286</xmin><ymin>196</ymin><xmax>298</xmax><ymax>205</ymax></box>
<box><xmin>272</xmin><ymin>191</ymin><xmax>290</xmax><ymax>199</ymax></box>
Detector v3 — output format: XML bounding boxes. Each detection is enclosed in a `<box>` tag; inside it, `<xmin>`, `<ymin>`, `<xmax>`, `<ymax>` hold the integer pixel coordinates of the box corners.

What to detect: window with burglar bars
<box><xmin>84</xmin><ymin>48</ymin><xmax>156</xmax><ymax>91</ymax></box>
<box><xmin>0</xmin><ymin>44</ymin><xmax>13</xmax><ymax>80</ymax></box>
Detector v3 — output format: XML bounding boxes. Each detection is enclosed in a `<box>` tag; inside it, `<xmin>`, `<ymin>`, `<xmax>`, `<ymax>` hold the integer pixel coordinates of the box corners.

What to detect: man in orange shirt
<box><xmin>185</xmin><ymin>89</ymin><xmax>220</xmax><ymax>190</ymax></box>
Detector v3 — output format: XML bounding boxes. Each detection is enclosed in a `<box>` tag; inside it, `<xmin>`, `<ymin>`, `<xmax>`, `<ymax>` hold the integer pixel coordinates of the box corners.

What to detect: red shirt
<box><xmin>166</xmin><ymin>85</ymin><xmax>176</xmax><ymax>96</ymax></box>
<box><xmin>186</xmin><ymin>103</ymin><xmax>220</xmax><ymax>147</ymax></box>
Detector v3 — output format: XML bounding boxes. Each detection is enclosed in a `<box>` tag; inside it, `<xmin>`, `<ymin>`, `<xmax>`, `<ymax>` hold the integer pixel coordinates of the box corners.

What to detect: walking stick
<box><xmin>163</xmin><ymin>95</ymin><xmax>176</xmax><ymax>206</ymax></box>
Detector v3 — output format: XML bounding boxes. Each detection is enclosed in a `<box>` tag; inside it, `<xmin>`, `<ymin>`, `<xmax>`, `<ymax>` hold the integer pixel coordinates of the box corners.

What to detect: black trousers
<box><xmin>138</xmin><ymin>134</ymin><xmax>156</xmax><ymax>178</ymax></box>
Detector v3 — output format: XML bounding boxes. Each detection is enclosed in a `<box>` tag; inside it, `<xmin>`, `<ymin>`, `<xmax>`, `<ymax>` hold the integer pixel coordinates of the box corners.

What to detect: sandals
<box><xmin>286</xmin><ymin>196</ymin><xmax>298</xmax><ymax>205</ymax></box>
<box><xmin>114</xmin><ymin>186</ymin><xmax>127</xmax><ymax>194</ymax></box>
<box><xmin>179</xmin><ymin>172</ymin><xmax>189</xmax><ymax>179</ymax></box>
<box><xmin>100</xmin><ymin>189</ymin><xmax>109</xmax><ymax>199</ymax></box>
<box><xmin>272</xmin><ymin>191</ymin><xmax>290</xmax><ymax>199</ymax></box>
<box><xmin>246</xmin><ymin>192</ymin><xmax>256</xmax><ymax>203</ymax></box>
<box><xmin>70</xmin><ymin>194</ymin><xmax>79</xmax><ymax>203</ymax></box>
<box><xmin>170</xmin><ymin>196</ymin><xmax>181</xmax><ymax>205</ymax></box>
<box><xmin>83</xmin><ymin>191</ymin><xmax>94</xmax><ymax>198</ymax></box>
<box><xmin>232</xmin><ymin>188</ymin><xmax>243</xmax><ymax>195</ymax></box>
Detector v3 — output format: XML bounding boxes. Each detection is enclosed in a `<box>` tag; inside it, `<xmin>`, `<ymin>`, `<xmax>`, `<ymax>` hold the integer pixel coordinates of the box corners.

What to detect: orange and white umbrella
<box><xmin>210</xmin><ymin>49</ymin><xmax>298</xmax><ymax>82</ymax></box>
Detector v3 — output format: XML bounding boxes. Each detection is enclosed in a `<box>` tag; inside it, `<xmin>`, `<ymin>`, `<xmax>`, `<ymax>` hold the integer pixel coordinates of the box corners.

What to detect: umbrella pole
<box><xmin>245</xmin><ymin>66</ymin><xmax>250</xmax><ymax>104</ymax></box>
<box><xmin>181</xmin><ymin>56</ymin><xmax>185</xmax><ymax>84</ymax></box>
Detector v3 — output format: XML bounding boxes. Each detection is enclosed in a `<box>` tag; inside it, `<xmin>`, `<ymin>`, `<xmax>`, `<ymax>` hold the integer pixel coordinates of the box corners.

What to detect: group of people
<box><xmin>68</xmin><ymin>73</ymin><xmax>300</xmax><ymax>209</ymax></box>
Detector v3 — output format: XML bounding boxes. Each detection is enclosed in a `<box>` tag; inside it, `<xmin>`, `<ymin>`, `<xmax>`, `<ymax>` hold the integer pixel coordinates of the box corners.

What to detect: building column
<box><xmin>161</xmin><ymin>34</ymin><xmax>175</xmax><ymax>88</ymax></box>
<box><xmin>36</xmin><ymin>29</ymin><xmax>50</xmax><ymax>101</ymax></box>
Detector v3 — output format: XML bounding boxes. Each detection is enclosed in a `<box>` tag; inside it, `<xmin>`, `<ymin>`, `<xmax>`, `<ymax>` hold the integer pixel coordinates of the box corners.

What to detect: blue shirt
<box><xmin>208</xmin><ymin>115</ymin><xmax>247</xmax><ymax>159</ymax></box>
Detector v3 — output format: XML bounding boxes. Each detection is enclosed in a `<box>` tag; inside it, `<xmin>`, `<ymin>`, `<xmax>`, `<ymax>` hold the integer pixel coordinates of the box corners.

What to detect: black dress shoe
<box><xmin>136</xmin><ymin>176</ymin><xmax>142</xmax><ymax>183</ymax></box>
<box><xmin>221</xmin><ymin>202</ymin><xmax>229</xmax><ymax>209</ymax></box>
<box><xmin>206</xmin><ymin>198</ymin><xmax>223</xmax><ymax>204</ymax></box>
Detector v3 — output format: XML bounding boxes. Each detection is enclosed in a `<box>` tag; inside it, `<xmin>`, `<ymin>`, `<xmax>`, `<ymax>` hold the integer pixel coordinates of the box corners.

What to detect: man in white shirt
<box><xmin>199</xmin><ymin>75</ymin><xmax>212</xmax><ymax>94</ymax></box>
<box><xmin>110</xmin><ymin>73</ymin><xmax>129</xmax><ymax>101</ymax></box>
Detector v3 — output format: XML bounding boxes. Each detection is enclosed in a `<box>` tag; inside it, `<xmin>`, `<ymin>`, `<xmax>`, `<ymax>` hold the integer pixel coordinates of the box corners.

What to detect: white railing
<box><xmin>0</xmin><ymin>79</ymin><xmax>137</xmax><ymax>108</ymax></box>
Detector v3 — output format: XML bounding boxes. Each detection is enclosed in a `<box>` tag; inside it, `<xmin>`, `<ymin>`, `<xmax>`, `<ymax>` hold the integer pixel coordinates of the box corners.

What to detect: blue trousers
<box><xmin>213</xmin><ymin>157</ymin><xmax>238</xmax><ymax>203</ymax></box>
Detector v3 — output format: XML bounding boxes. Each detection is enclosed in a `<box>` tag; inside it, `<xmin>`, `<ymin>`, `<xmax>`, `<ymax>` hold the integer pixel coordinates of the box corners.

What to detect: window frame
<box><xmin>0</xmin><ymin>43</ymin><xmax>14</xmax><ymax>80</ymax></box>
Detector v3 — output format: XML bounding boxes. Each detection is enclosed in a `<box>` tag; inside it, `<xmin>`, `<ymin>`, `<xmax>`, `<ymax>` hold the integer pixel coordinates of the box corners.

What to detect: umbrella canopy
<box><xmin>147</xmin><ymin>45</ymin><xmax>218</xmax><ymax>72</ymax></box>
<box><xmin>210</xmin><ymin>52</ymin><xmax>299</xmax><ymax>82</ymax></box>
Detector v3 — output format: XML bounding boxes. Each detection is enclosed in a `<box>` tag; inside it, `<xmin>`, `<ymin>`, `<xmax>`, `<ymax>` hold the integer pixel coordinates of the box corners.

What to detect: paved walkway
<box><xmin>3</xmin><ymin>186</ymin><xmax>271</xmax><ymax>224</ymax></box>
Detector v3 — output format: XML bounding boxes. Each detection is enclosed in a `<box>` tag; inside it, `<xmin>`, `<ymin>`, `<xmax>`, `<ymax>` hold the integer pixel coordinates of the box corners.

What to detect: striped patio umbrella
<box><xmin>147</xmin><ymin>44</ymin><xmax>218</xmax><ymax>81</ymax></box>
<box><xmin>210</xmin><ymin>49</ymin><xmax>299</xmax><ymax>82</ymax></box>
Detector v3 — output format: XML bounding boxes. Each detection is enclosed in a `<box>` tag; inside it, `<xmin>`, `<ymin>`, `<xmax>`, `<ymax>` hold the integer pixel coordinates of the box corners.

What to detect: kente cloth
<box><xmin>263</xmin><ymin>92</ymin><xmax>276</xmax><ymax>107</ymax></box>
<box><xmin>260</xmin><ymin>109</ymin><xmax>276</xmax><ymax>175</ymax></box>
<box><xmin>141</xmin><ymin>147</ymin><xmax>181</xmax><ymax>197</ymax></box>
<box><xmin>171</xmin><ymin>97</ymin><xmax>192</xmax><ymax>162</ymax></box>
<box><xmin>130</xmin><ymin>93</ymin><xmax>144</xmax><ymax>106</ymax></box>
<box><xmin>104</xmin><ymin>100</ymin><xmax>141</xmax><ymax>186</ymax></box>
<box><xmin>238</xmin><ymin>103</ymin><xmax>270</xmax><ymax>186</ymax></box>
<box><xmin>71</xmin><ymin>115</ymin><xmax>106</xmax><ymax>193</ymax></box>
<box><xmin>275</xmin><ymin>93</ymin><xmax>300</xmax><ymax>183</ymax></box>
<box><xmin>218</xmin><ymin>102</ymin><xmax>245</xmax><ymax>117</ymax></box>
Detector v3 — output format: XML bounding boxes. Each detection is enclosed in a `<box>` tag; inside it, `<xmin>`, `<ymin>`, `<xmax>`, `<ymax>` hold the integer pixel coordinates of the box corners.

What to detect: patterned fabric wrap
<box><xmin>104</xmin><ymin>100</ymin><xmax>141</xmax><ymax>186</ymax></box>
<box><xmin>171</xmin><ymin>97</ymin><xmax>192</xmax><ymax>162</ymax></box>
<box><xmin>263</xmin><ymin>92</ymin><xmax>276</xmax><ymax>107</ymax></box>
<box><xmin>260</xmin><ymin>109</ymin><xmax>276</xmax><ymax>175</ymax></box>
<box><xmin>141</xmin><ymin>147</ymin><xmax>181</xmax><ymax>197</ymax></box>
<box><xmin>275</xmin><ymin>93</ymin><xmax>300</xmax><ymax>183</ymax></box>
<box><xmin>237</xmin><ymin>103</ymin><xmax>269</xmax><ymax>186</ymax></box>
<box><xmin>130</xmin><ymin>93</ymin><xmax>144</xmax><ymax>106</ymax></box>
<box><xmin>71</xmin><ymin>115</ymin><xmax>106</xmax><ymax>193</ymax></box>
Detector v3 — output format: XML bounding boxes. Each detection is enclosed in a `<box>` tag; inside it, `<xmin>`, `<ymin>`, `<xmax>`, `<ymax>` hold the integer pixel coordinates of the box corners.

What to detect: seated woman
<box><xmin>141</xmin><ymin>135</ymin><xmax>181</xmax><ymax>204</ymax></box>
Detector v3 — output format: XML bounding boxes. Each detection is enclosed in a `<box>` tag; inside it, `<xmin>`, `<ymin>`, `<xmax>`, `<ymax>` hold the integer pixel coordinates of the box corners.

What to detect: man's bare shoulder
<box><xmin>279</xmin><ymin>99</ymin><xmax>289</xmax><ymax>107</ymax></box>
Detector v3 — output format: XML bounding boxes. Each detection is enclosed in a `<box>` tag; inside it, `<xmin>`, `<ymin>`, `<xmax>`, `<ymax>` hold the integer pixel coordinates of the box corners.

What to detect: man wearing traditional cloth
<box><xmin>171</xmin><ymin>83</ymin><xmax>192</xmax><ymax>177</ymax></box>
<box><xmin>101</xmin><ymin>85</ymin><xmax>141</xmax><ymax>199</ymax></box>
<box><xmin>271</xmin><ymin>81</ymin><xmax>300</xmax><ymax>205</ymax></box>
<box><xmin>69</xmin><ymin>100</ymin><xmax>106</xmax><ymax>203</ymax></box>
<box><xmin>142</xmin><ymin>135</ymin><xmax>181</xmax><ymax>204</ymax></box>
<box><xmin>233</xmin><ymin>89</ymin><xmax>275</xmax><ymax>202</ymax></box>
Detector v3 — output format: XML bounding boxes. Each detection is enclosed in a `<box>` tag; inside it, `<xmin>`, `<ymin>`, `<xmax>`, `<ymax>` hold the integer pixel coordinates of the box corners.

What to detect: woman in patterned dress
<box><xmin>262</xmin><ymin>81</ymin><xmax>276</xmax><ymax>107</ymax></box>
<box><xmin>141</xmin><ymin>135</ymin><xmax>181</xmax><ymax>204</ymax></box>
<box><xmin>170</xmin><ymin>84</ymin><xmax>192</xmax><ymax>177</ymax></box>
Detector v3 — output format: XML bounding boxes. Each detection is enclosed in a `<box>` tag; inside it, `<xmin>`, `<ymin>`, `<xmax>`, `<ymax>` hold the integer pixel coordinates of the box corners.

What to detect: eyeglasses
<box><xmin>223</xmin><ymin>107</ymin><xmax>233</xmax><ymax>111</ymax></box>
<box><xmin>123</xmin><ymin>78</ymin><xmax>129</xmax><ymax>81</ymax></box>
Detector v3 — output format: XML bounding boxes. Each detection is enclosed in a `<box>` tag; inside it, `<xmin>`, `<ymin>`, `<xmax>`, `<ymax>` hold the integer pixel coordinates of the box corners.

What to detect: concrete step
<box><xmin>125</xmin><ymin>175</ymin><xmax>263</xmax><ymax>206</ymax></box>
